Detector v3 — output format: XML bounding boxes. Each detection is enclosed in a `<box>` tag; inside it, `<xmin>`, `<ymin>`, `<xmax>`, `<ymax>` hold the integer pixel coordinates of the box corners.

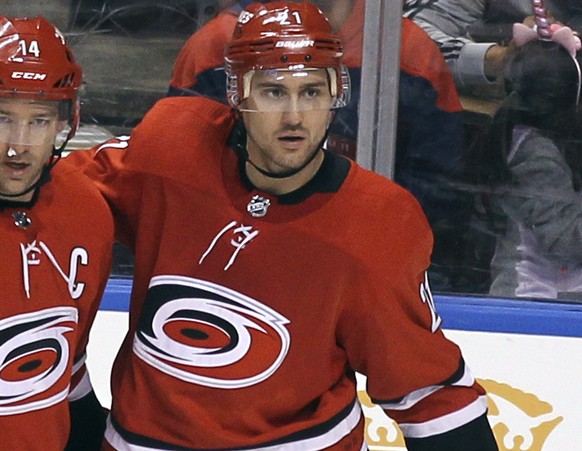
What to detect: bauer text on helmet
<box><xmin>225</xmin><ymin>2</ymin><xmax>350</xmax><ymax>112</ymax></box>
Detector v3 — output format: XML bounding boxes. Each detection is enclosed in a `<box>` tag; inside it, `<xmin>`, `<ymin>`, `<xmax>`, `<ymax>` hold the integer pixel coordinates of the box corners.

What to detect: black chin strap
<box><xmin>239</xmin><ymin>113</ymin><xmax>336</xmax><ymax>180</ymax></box>
<box><xmin>245</xmin><ymin>133</ymin><xmax>328</xmax><ymax>179</ymax></box>
<box><xmin>0</xmin><ymin>141</ymin><xmax>66</xmax><ymax>199</ymax></box>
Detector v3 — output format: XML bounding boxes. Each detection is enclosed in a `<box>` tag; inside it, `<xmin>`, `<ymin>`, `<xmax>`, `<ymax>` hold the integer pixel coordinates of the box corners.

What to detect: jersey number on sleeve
<box><xmin>420</xmin><ymin>272</ymin><xmax>442</xmax><ymax>333</ymax></box>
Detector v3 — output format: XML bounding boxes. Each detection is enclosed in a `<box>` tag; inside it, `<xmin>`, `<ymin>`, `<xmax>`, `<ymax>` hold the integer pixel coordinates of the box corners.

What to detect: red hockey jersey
<box><xmin>84</xmin><ymin>96</ymin><xmax>489</xmax><ymax>450</ymax></box>
<box><xmin>0</xmin><ymin>160</ymin><xmax>114</xmax><ymax>450</ymax></box>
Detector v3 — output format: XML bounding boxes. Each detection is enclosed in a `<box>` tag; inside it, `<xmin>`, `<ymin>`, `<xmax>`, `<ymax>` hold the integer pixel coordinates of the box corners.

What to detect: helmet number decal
<box><xmin>17</xmin><ymin>40</ymin><xmax>41</xmax><ymax>58</ymax></box>
<box><xmin>285</xmin><ymin>11</ymin><xmax>303</xmax><ymax>25</ymax></box>
<box><xmin>264</xmin><ymin>10</ymin><xmax>302</xmax><ymax>26</ymax></box>
<box><xmin>238</xmin><ymin>11</ymin><xmax>254</xmax><ymax>24</ymax></box>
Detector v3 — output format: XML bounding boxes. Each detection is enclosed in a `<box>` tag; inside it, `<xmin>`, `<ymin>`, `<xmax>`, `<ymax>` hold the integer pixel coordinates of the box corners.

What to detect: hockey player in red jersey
<box><xmin>81</xmin><ymin>2</ymin><xmax>497</xmax><ymax>450</ymax></box>
<box><xmin>0</xmin><ymin>16</ymin><xmax>113</xmax><ymax>450</ymax></box>
<box><xmin>168</xmin><ymin>0</ymin><xmax>474</xmax><ymax>292</ymax></box>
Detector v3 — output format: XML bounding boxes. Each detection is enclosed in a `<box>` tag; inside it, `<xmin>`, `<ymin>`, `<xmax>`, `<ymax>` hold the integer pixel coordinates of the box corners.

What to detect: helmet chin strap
<box><xmin>243</xmin><ymin>111</ymin><xmax>336</xmax><ymax>180</ymax></box>
<box><xmin>246</xmin><ymin>133</ymin><xmax>328</xmax><ymax>179</ymax></box>
<box><xmin>0</xmin><ymin>140</ymin><xmax>66</xmax><ymax>200</ymax></box>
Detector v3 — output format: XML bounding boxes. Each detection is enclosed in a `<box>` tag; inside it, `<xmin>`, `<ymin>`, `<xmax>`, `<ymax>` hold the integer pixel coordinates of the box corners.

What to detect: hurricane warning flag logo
<box><xmin>133</xmin><ymin>275</ymin><xmax>291</xmax><ymax>389</ymax></box>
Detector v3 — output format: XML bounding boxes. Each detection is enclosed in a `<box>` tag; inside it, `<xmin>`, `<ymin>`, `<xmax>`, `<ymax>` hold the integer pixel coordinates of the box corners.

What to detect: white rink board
<box><xmin>87</xmin><ymin>311</ymin><xmax>127</xmax><ymax>409</ymax></box>
<box><xmin>444</xmin><ymin>329</ymin><xmax>581</xmax><ymax>451</ymax></box>
<box><xmin>87</xmin><ymin>311</ymin><xmax>581</xmax><ymax>451</ymax></box>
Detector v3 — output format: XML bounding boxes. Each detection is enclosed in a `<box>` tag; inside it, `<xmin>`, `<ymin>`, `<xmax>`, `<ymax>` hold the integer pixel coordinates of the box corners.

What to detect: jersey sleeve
<box><xmin>52</xmin><ymin>163</ymin><xmax>114</xmax><ymax>450</ymax></box>
<box><xmin>335</xmin><ymin>186</ymin><xmax>496</xmax><ymax>448</ymax></box>
<box><xmin>68</xmin><ymin>136</ymin><xmax>141</xmax><ymax>249</ymax></box>
<box><xmin>54</xmin><ymin>162</ymin><xmax>114</xmax><ymax>404</ymax></box>
<box><xmin>70</xmin><ymin>97</ymin><xmax>236</xmax><ymax>250</ymax></box>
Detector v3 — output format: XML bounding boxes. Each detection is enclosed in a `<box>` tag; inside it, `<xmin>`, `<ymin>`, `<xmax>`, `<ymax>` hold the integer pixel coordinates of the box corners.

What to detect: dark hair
<box><xmin>468</xmin><ymin>40</ymin><xmax>582</xmax><ymax>187</ymax></box>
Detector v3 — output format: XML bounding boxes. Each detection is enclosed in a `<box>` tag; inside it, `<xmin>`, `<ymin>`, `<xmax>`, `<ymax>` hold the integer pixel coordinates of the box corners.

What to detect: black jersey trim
<box><xmin>371</xmin><ymin>357</ymin><xmax>466</xmax><ymax>405</ymax></box>
<box><xmin>0</xmin><ymin>172</ymin><xmax>47</xmax><ymax>210</ymax></box>
<box><xmin>110</xmin><ymin>414</ymin><xmax>192</xmax><ymax>451</ymax></box>
<box><xmin>109</xmin><ymin>397</ymin><xmax>360</xmax><ymax>451</ymax></box>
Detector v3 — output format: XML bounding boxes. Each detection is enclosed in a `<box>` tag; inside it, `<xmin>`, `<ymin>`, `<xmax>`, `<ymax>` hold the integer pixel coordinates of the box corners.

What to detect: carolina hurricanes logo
<box><xmin>0</xmin><ymin>307</ymin><xmax>77</xmax><ymax>415</ymax></box>
<box><xmin>133</xmin><ymin>275</ymin><xmax>291</xmax><ymax>389</ymax></box>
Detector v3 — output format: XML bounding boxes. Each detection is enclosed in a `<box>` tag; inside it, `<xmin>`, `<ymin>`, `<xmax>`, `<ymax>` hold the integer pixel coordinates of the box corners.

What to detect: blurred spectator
<box><xmin>168</xmin><ymin>0</ymin><xmax>473</xmax><ymax>291</ymax></box>
<box><xmin>404</xmin><ymin>0</ymin><xmax>582</xmax><ymax>92</ymax></box>
<box><xmin>467</xmin><ymin>22</ymin><xmax>582</xmax><ymax>299</ymax></box>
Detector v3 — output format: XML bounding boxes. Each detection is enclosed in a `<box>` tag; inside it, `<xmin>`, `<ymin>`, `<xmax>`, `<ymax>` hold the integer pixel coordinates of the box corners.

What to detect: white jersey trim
<box><xmin>0</xmin><ymin>387</ymin><xmax>69</xmax><ymax>416</ymax></box>
<box><xmin>105</xmin><ymin>400</ymin><xmax>363</xmax><ymax>451</ymax></box>
<box><xmin>95</xmin><ymin>135</ymin><xmax>130</xmax><ymax>154</ymax></box>
<box><xmin>67</xmin><ymin>369</ymin><xmax>92</xmax><ymax>401</ymax></box>
<box><xmin>379</xmin><ymin>363</ymin><xmax>474</xmax><ymax>411</ymax></box>
<box><xmin>71</xmin><ymin>353</ymin><xmax>87</xmax><ymax>375</ymax></box>
<box><xmin>398</xmin><ymin>395</ymin><xmax>488</xmax><ymax>438</ymax></box>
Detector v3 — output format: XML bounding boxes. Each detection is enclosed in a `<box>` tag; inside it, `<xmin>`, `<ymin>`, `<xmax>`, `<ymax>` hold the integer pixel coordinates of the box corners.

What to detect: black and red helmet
<box><xmin>0</xmin><ymin>16</ymin><xmax>82</xmax><ymax>138</ymax></box>
<box><xmin>224</xmin><ymin>1</ymin><xmax>350</xmax><ymax>109</ymax></box>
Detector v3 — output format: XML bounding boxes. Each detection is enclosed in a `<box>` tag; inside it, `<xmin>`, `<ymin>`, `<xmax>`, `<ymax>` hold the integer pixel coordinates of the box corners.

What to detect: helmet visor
<box><xmin>238</xmin><ymin>68</ymin><xmax>338</xmax><ymax>113</ymax></box>
<box><xmin>0</xmin><ymin>97</ymin><xmax>68</xmax><ymax>147</ymax></box>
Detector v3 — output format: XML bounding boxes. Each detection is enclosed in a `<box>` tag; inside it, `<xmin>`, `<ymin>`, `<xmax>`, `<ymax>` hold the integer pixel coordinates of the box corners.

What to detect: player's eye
<box><xmin>263</xmin><ymin>88</ymin><xmax>287</xmax><ymax>100</ymax></box>
<box><xmin>303</xmin><ymin>87</ymin><xmax>322</xmax><ymax>98</ymax></box>
<box><xmin>31</xmin><ymin>117</ymin><xmax>52</xmax><ymax>127</ymax></box>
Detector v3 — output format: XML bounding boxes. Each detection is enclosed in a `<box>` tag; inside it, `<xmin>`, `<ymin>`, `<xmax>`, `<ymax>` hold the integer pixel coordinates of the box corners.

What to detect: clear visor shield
<box><xmin>0</xmin><ymin>98</ymin><xmax>69</xmax><ymax>148</ymax></box>
<box><xmin>238</xmin><ymin>68</ymin><xmax>343</xmax><ymax>113</ymax></box>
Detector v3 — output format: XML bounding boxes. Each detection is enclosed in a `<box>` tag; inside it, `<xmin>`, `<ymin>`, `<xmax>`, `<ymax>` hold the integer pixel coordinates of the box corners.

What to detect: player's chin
<box><xmin>0</xmin><ymin>182</ymin><xmax>28</xmax><ymax>199</ymax></box>
<box><xmin>265</xmin><ymin>159</ymin><xmax>302</xmax><ymax>176</ymax></box>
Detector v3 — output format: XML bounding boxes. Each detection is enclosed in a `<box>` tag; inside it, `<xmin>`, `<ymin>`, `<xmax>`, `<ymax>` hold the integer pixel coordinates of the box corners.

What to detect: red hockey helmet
<box><xmin>224</xmin><ymin>1</ymin><xmax>350</xmax><ymax>110</ymax></box>
<box><xmin>0</xmin><ymin>16</ymin><xmax>82</xmax><ymax>140</ymax></box>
